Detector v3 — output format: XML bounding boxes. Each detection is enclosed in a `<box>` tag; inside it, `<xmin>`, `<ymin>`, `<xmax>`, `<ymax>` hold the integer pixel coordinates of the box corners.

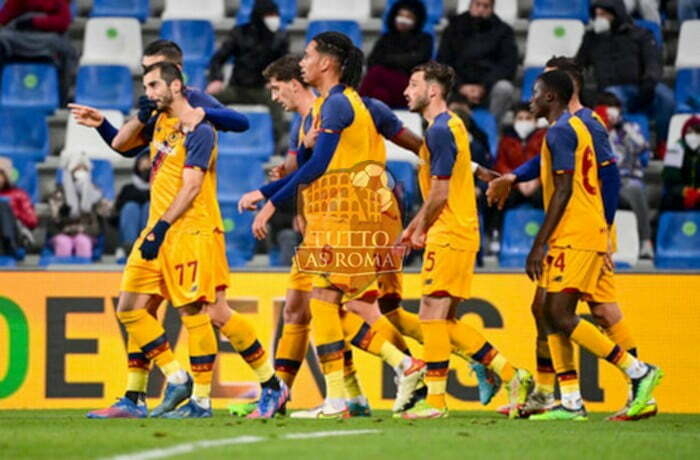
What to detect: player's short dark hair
<box><xmin>545</xmin><ymin>56</ymin><xmax>584</xmax><ymax>92</ymax></box>
<box><xmin>263</xmin><ymin>55</ymin><xmax>308</xmax><ymax>88</ymax></box>
<box><xmin>411</xmin><ymin>60</ymin><xmax>455</xmax><ymax>98</ymax></box>
<box><xmin>596</xmin><ymin>91</ymin><xmax>622</xmax><ymax>107</ymax></box>
<box><xmin>311</xmin><ymin>32</ymin><xmax>364</xmax><ymax>88</ymax></box>
<box><xmin>513</xmin><ymin>101</ymin><xmax>532</xmax><ymax>114</ymax></box>
<box><xmin>143</xmin><ymin>61</ymin><xmax>183</xmax><ymax>85</ymax></box>
<box><xmin>537</xmin><ymin>70</ymin><xmax>574</xmax><ymax>105</ymax></box>
<box><xmin>143</xmin><ymin>39</ymin><xmax>183</xmax><ymax>66</ymax></box>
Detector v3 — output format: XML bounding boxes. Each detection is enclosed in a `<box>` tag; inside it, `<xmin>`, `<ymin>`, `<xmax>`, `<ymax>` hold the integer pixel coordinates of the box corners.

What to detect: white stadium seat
<box><xmin>385</xmin><ymin>110</ymin><xmax>422</xmax><ymax>165</ymax></box>
<box><xmin>457</xmin><ymin>0</ymin><xmax>518</xmax><ymax>25</ymax></box>
<box><xmin>524</xmin><ymin>19</ymin><xmax>585</xmax><ymax>67</ymax></box>
<box><xmin>612</xmin><ymin>210</ymin><xmax>640</xmax><ymax>268</ymax></box>
<box><xmin>62</xmin><ymin>109</ymin><xmax>125</xmax><ymax>162</ymax></box>
<box><xmin>80</xmin><ymin>18</ymin><xmax>143</xmax><ymax>74</ymax></box>
<box><xmin>667</xmin><ymin>113</ymin><xmax>697</xmax><ymax>147</ymax></box>
<box><xmin>676</xmin><ymin>20</ymin><xmax>700</xmax><ymax>68</ymax></box>
<box><xmin>161</xmin><ymin>0</ymin><xmax>224</xmax><ymax>22</ymax></box>
<box><xmin>308</xmin><ymin>0</ymin><xmax>371</xmax><ymax>21</ymax></box>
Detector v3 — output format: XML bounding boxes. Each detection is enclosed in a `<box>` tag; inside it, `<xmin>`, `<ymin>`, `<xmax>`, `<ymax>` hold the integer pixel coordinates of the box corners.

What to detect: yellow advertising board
<box><xmin>0</xmin><ymin>271</ymin><xmax>698</xmax><ymax>413</ymax></box>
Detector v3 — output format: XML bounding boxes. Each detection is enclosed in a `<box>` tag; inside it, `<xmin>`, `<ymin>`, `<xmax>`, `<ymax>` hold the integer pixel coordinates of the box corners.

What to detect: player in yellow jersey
<box><xmin>400</xmin><ymin>61</ymin><xmax>533</xmax><ymax>419</ymax></box>
<box><xmin>520</xmin><ymin>70</ymin><xmax>662</xmax><ymax>420</ymax></box>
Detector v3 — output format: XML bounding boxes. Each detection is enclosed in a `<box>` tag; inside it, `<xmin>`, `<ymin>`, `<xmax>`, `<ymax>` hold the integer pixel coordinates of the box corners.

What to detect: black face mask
<box><xmin>138</xmin><ymin>169</ymin><xmax>150</xmax><ymax>182</ymax></box>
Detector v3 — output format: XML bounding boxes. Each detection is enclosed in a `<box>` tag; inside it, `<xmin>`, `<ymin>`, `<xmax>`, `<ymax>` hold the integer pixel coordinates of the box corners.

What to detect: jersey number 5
<box><xmin>175</xmin><ymin>261</ymin><xmax>198</xmax><ymax>285</ymax></box>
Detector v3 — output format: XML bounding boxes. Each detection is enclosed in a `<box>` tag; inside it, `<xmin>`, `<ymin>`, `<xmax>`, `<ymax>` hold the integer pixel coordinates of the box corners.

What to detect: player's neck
<box><xmin>568</xmin><ymin>95</ymin><xmax>584</xmax><ymax>113</ymax></box>
<box><xmin>422</xmin><ymin>99</ymin><xmax>448</xmax><ymax>123</ymax></box>
<box><xmin>316</xmin><ymin>75</ymin><xmax>342</xmax><ymax>97</ymax></box>
<box><xmin>546</xmin><ymin>104</ymin><xmax>567</xmax><ymax>124</ymax></box>
<box><xmin>166</xmin><ymin>95</ymin><xmax>192</xmax><ymax>118</ymax></box>
<box><xmin>296</xmin><ymin>89</ymin><xmax>316</xmax><ymax>117</ymax></box>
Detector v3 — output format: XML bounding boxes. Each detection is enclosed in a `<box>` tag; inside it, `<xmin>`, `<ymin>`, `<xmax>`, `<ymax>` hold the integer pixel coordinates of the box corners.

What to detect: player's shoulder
<box><xmin>184</xmin><ymin>87</ymin><xmax>224</xmax><ymax>109</ymax></box>
<box><xmin>185</xmin><ymin>122</ymin><xmax>216</xmax><ymax>145</ymax></box>
<box><xmin>427</xmin><ymin>112</ymin><xmax>454</xmax><ymax>136</ymax></box>
<box><xmin>546</xmin><ymin>113</ymin><xmax>578</xmax><ymax>145</ymax></box>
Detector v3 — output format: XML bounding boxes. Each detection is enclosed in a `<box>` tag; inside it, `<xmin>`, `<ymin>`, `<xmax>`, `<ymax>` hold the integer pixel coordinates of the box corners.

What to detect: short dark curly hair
<box><xmin>411</xmin><ymin>60</ymin><xmax>455</xmax><ymax>98</ymax></box>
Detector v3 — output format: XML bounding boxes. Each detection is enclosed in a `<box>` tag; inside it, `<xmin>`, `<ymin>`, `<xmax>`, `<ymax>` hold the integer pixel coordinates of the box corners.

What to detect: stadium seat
<box><xmin>383</xmin><ymin>0</ymin><xmax>443</xmax><ymax>33</ymax></box>
<box><xmin>387</xmin><ymin>160</ymin><xmax>418</xmax><ymax>215</ymax></box>
<box><xmin>55</xmin><ymin>159</ymin><xmax>116</xmax><ymax>201</ymax></box>
<box><xmin>457</xmin><ymin>0</ymin><xmax>517</xmax><ymax>25</ymax></box>
<box><xmin>237</xmin><ymin>0</ymin><xmax>297</xmax><ymax>26</ymax></box>
<box><xmin>499</xmin><ymin>205</ymin><xmax>545</xmax><ymax>268</ymax></box>
<box><xmin>160</xmin><ymin>20</ymin><xmax>215</xmax><ymax>65</ymax></box>
<box><xmin>308</xmin><ymin>0</ymin><xmax>370</xmax><ymax>21</ymax></box>
<box><xmin>91</xmin><ymin>0</ymin><xmax>150</xmax><ymax>22</ymax></box>
<box><xmin>676</xmin><ymin>20</ymin><xmax>700</xmax><ymax>68</ymax></box>
<box><xmin>634</xmin><ymin>19</ymin><xmax>662</xmax><ymax>47</ymax></box>
<box><xmin>0</xmin><ymin>63</ymin><xmax>59</xmax><ymax>113</ymax></box>
<box><xmin>162</xmin><ymin>0</ymin><xmax>225</xmax><ymax>22</ymax></box>
<box><xmin>625</xmin><ymin>113</ymin><xmax>651</xmax><ymax>142</ymax></box>
<box><xmin>0</xmin><ymin>256</ymin><xmax>17</xmax><ymax>267</ymax></box>
<box><xmin>62</xmin><ymin>109</ymin><xmax>124</xmax><ymax>162</ymax></box>
<box><xmin>385</xmin><ymin>110</ymin><xmax>422</xmax><ymax>165</ymax></box>
<box><xmin>217</xmin><ymin>155</ymin><xmax>266</xmax><ymax>202</ymax></box>
<box><xmin>75</xmin><ymin>65</ymin><xmax>133</xmax><ymax>114</ymax></box>
<box><xmin>655</xmin><ymin>211</ymin><xmax>700</xmax><ymax>269</ymax></box>
<box><xmin>612</xmin><ymin>210</ymin><xmax>639</xmax><ymax>268</ymax></box>
<box><xmin>80</xmin><ymin>18</ymin><xmax>143</xmax><ymax>73</ymax></box>
<box><xmin>0</xmin><ymin>109</ymin><xmax>49</xmax><ymax>161</ymax></box>
<box><xmin>306</xmin><ymin>20</ymin><xmax>363</xmax><ymax>48</ymax></box>
<box><xmin>667</xmin><ymin>113</ymin><xmax>696</xmax><ymax>147</ymax></box>
<box><xmin>520</xmin><ymin>66</ymin><xmax>544</xmax><ymax>101</ymax></box>
<box><xmin>471</xmin><ymin>108</ymin><xmax>498</xmax><ymax>155</ymax></box>
<box><xmin>183</xmin><ymin>61</ymin><xmax>207</xmax><ymax>90</ymax></box>
<box><xmin>524</xmin><ymin>19</ymin><xmax>585</xmax><ymax>67</ymax></box>
<box><xmin>531</xmin><ymin>0</ymin><xmax>589</xmax><ymax>23</ymax></box>
<box><xmin>4</xmin><ymin>155</ymin><xmax>39</xmax><ymax>203</ymax></box>
<box><xmin>39</xmin><ymin>255</ymin><xmax>93</xmax><ymax>266</ymax></box>
<box><xmin>219</xmin><ymin>200</ymin><xmax>256</xmax><ymax>267</ymax></box>
<box><xmin>218</xmin><ymin>105</ymin><xmax>275</xmax><ymax>159</ymax></box>
<box><xmin>675</xmin><ymin>68</ymin><xmax>700</xmax><ymax>113</ymax></box>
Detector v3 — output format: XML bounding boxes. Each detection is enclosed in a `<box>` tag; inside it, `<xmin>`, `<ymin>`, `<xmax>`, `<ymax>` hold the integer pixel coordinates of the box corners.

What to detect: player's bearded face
<box><xmin>404</xmin><ymin>73</ymin><xmax>429</xmax><ymax>113</ymax></box>
<box><xmin>269</xmin><ymin>78</ymin><xmax>296</xmax><ymax>112</ymax></box>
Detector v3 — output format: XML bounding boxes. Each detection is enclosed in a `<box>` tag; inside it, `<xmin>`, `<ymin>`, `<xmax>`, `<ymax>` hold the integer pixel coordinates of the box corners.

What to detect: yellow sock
<box><xmin>220</xmin><ymin>312</ymin><xmax>273</xmax><ymax>383</ymax></box>
<box><xmin>126</xmin><ymin>334</ymin><xmax>150</xmax><ymax>393</ymax></box>
<box><xmin>570</xmin><ymin>320</ymin><xmax>628</xmax><ymax>365</ymax></box>
<box><xmin>310</xmin><ymin>298</ymin><xmax>345</xmax><ymax>400</ymax></box>
<box><xmin>371</xmin><ymin>315</ymin><xmax>410</xmax><ymax>354</ymax></box>
<box><xmin>422</xmin><ymin>319</ymin><xmax>451</xmax><ymax>409</ymax></box>
<box><xmin>341</xmin><ymin>312</ymin><xmax>407</xmax><ymax>368</ymax></box>
<box><xmin>274</xmin><ymin>322</ymin><xmax>310</xmax><ymax>387</ymax></box>
<box><xmin>534</xmin><ymin>339</ymin><xmax>555</xmax><ymax>394</ymax></box>
<box><xmin>117</xmin><ymin>309</ymin><xmax>182</xmax><ymax>378</ymax></box>
<box><xmin>605</xmin><ymin>319</ymin><xmax>637</xmax><ymax>356</ymax></box>
<box><xmin>447</xmin><ymin>319</ymin><xmax>515</xmax><ymax>382</ymax></box>
<box><xmin>385</xmin><ymin>307</ymin><xmax>423</xmax><ymax>343</ymax></box>
<box><xmin>547</xmin><ymin>333</ymin><xmax>581</xmax><ymax>408</ymax></box>
<box><xmin>181</xmin><ymin>313</ymin><xmax>217</xmax><ymax>400</ymax></box>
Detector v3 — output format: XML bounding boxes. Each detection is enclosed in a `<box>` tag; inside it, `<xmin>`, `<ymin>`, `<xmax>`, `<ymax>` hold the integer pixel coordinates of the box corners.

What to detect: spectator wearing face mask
<box><xmin>577</xmin><ymin>0</ymin><xmax>674</xmax><ymax>157</ymax></box>
<box><xmin>359</xmin><ymin>0</ymin><xmax>433</xmax><ymax>108</ymax></box>
<box><xmin>113</xmin><ymin>152</ymin><xmax>151</xmax><ymax>262</ymax></box>
<box><xmin>662</xmin><ymin>116</ymin><xmax>700</xmax><ymax>211</ymax></box>
<box><xmin>595</xmin><ymin>92</ymin><xmax>654</xmax><ymax>258</ymax></box>
<box><xmin>0</xmin><ymin>156</ymin><xmax>37</xmax><ymax>256</ymax></box>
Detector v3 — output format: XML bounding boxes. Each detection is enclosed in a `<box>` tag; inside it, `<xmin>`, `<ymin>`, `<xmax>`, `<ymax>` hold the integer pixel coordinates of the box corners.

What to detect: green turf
<box><xmin>1</xmin><ymin>410</ymin><xmax>699</xmax><ymax>460</ymax></box>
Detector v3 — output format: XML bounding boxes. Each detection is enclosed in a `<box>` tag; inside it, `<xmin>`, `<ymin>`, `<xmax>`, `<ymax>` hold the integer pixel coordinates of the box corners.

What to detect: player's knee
<box><xmin>589</xmin><ymin>302</ymin><xmax>622</xmax><ymax>329</ymax></box>
<box><xmin>283</xmin><ymin>294</ymin><xmax>311</xmax><ymax>325</ymax></box>
<box><xmin>179</xmin><ymin>302</ymin><xmax>204</xmax><ymax>316</ymax></box>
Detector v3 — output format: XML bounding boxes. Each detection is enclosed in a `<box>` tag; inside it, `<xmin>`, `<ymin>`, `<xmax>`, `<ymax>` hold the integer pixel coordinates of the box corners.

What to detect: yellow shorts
<box><xmin>584</xmin><ymin>263</ymin><xmax>617</xmax><ymax>303</ymax></box>
<box><xmin>540</xmin><ymin>247</ymin><xmax>608</xmax><ymax>299</ymax></box>
<box><xmin>287</xmin><ymin>258</ymin><xmax>313</xmax><ymax>292</ymax></box>
<box><xmin>121</xmin><ymin>230</ymin><xmax>219</xmax><ymax>307</ymax></box>
<box><xmin>312</xmin><ymin>273</ymin><xmax>380</xmax><ymax>304</ymax></box>
<box><xmin>378</xmin><ymin>271</ymin><xmax>402</xmax><ymax>299</ymax></box>
<box><xmin>421</xmin><ymin>243</ymin><xmax>475</xmax><ymax>299</ymax></box>
<box><xmin>213</xmin><ymin>230</ymin><xmax>230</xmax><ymax>292</ymax></box>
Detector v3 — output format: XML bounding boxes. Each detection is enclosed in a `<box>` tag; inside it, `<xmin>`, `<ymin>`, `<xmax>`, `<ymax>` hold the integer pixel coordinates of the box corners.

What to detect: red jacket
<box><xmin>0</xmin><ymin>187</ymin><xmax>38</xmax><ymax>229</ymax></box>
<box><xmin>0</xmin><ymin>0</ymin><xmax>71</xmax><ymax>33</ymax></box>
<box><xmin>494</xmin><ymin>128</ymin><xmax>546</xmax><ymax>174</ymax></box>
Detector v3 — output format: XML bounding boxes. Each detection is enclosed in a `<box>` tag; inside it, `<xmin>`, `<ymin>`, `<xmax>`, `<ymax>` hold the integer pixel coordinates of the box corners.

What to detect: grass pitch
<box><xmin>1</xmin><ymin>410</ymin><xmax>699</xmax><ymax>459</ymax></box>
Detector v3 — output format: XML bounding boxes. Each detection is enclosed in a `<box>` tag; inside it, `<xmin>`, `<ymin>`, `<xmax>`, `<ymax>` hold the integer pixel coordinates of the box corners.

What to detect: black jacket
<box><xmin>576</xmin><ymin>0</ymin><xmax>661</xmax><ymax>89</ymax></box>
<box><xmin>367</xmin><ymin>0</ymin><xmax>433</xmax><ymax>74</ymax></box>
<box><xmin>208</xmin><ymin>0</ymin><xmax>289</xmax><ymax>88</ymax></box>
<box><xmin>436</xmin><ymin>11</ymin><xmax>517</xmax><ymax>89</ymax></box>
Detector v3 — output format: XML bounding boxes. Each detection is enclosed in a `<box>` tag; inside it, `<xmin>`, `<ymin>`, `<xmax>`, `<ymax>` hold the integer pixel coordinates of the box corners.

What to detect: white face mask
<box><xmin>514</xmin><ymin>120</ymin><xmax>536</xmax><ymax>140</ymax></box>
<box><xmin>593</xmin><ymin>17</ymin><xmax>611</xmax><ymax>34</ymax></box>
<box><xmin>264</xmin><ymin>16</ymin><xmax>281</xmax><ymax>32</ymax></box>
<box><xmin>685</xmin><ymin>133</ymin><xmax>700</xmax><ymax>151</ymax></box>
<box><xmin>536</xmin><ymin>117</ymin><xmax>549</xmax><ymax>129</ymax></box>
<box><xmin>73</xmin><ymin>169</ymin><xmax>89</xmax><ymax>183</ymax></box>
<box><xmin>606</xmin><ymin>107</ymin><xmax>621</xmax><ymax>126</ymax></box>
<box><xmin>396</xmin><ymin>16</ymin><xmax>415</xmax><ymax>28</ymax></box>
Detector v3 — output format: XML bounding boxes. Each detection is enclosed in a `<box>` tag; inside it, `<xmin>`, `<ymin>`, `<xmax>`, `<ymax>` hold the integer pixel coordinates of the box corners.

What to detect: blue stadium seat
<box><xmin>75</xmin><ymin>65</ymin><xmax>133</xmax><ymax>114</ymax></box>
<box><xmin>675</xmin><ymin>68</ymin><xmax>700</xmax><ymax>113</ymax></box>
<box><xmin>499</xmin><ymin>206</ymin><xmax>545</xmax><ymax>268</ymax></box>
<box><xmin>39</xmin><ymin>255</ymin><xmax>93</xmax><ymax>266</ymax></box>
<box><xmin>160</xmin><ymin>20</ymin><xmax>215</xmax><ymax>65</ymax></box>
<box><xmin>634</xmin><ymin>19</ymin><xmax>662</xmax><ymax>47</ymax></box>
<box><xmin>55</xmin><ymin>159</ymin><xmax>116</xmax><ymax>200</ymax></box>
<box><xmin>217</xmin><ymin>156</ymin><xmax>266</xmax><ymax>202</ymax></box>
<box><xmin>237</xmin><ymin>0</ymin><xmax>297</xmax><ymax>26</ymax></box>
<box><xmin>387</xmin><ymin>160</ymin><xmax>417</xmax><ymax>215</ymax></box>
<box><xmin>91</xmin><ymin>0</ymin><xmax>149</xmax><ymax>22</ymax></box>
<box><xmin>625</xmin><ymin>113</ymin><xmax>651</xmax><ymax>142</ymax></box>
<box><xmin>0</xmin><ymin>109</ymin><xmax>49</xmax><ymax>161</ymax></box>
<box><xmin>0</xmin><ymin>63</ymin><xmax>59</xmax><ymax>113</ymax></box>
<box><xmin>382</xmin><ymin>0</ymin><xmax>443</xmax><ymax>33</ymax></box>
<box><xmin>183</xmin><ymin>61</ymin><xmax>207</xmax><ymax>90</ymax></box>
<box><xmin>471</xmin><ymin>108</ymin><xmax>498</xmax><ymax>155</ymax></box>
<box><xmin>531</xmin><ymin>0</ymin><xmax>589</xmax><ymax>23</ymax></box>
<box><xmin>655</xmin><ymin>211</ymin><xmax>700</xmax><ymax>269</ymax></box>
<box><xmin>219</xmin><ymin>200</ymin><xmax>256</xmax><ymax>267</ymax></box>
<box><xmin>0</xmin><ymin>256</ymin><xmax>17</xmax><ymax>267</ymax></box>
<box><xmin>218</xmin><ymin>110</ymin><xmax>274</xmax><ymax>159</ymax></box>
<box><xmin>4</xmin><ymin>156</ymin><xmax>39</xmax><ymax>203</ymax></box>
<box><xmin>520</xmin><ymin>66</ymin><xmax>544</xmax><ymax>101</ymax></box>
<box><xmin>306</xmin><ymin>20</ymin><xmax>363</xmax><ymax>47</ymax></box>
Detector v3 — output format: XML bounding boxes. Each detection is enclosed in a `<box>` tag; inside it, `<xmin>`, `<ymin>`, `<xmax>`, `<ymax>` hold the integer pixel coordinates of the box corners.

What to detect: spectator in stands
<box><xmin>206</xmin><ymin>0</ymin><xmax>288</xmax><ymax>152</ymax></box>
<box><xmin>0</xmin><ymin>157</ymin><xmax>37</xmax><ymax>256</ymax></box>
<box><xmin>678</xmin><ymin>0</ymin><xmax>700</xmax><ymax>21</ymax></box>
<box><xmin>437</xmin><ymin>0</ymin><xmax>517</xmax><ymax>124</ymax></box>
<box><xmin>624</xmin><ymin>0</ymin><xmax>661</xmax><ymax>23</ymax></box>
<box><xmin>359</xmin><ymin>0</ymin><xmax>432</xmax><ymax>108</ymax></box>
<box><xmin>0</xmin><ymin>0</ymin><xmax>78</xmax><ymax>104</ymax></box>
<box><xmin>662</xmin><ymin>116</ymin><xmax>700</xmax><ymax>210</ymax></box>
<box><xmin>113</xmin><ymin>152</ymin><xmax>150</xmax><ymax>262</ymax></box>
<box><xmin>576</xmin><ymin>0</ymin><xmax>674</xmax><ymax>156</ymax></box>
<box><xmin>47</xmin><ymin>153</ymin><xmax>106</xmax><ymax>258</ymax></box>
<box><xmin>595</xmin><ymin>92</ymin><xmax>654</xmax><ymax>258</ymax></box>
